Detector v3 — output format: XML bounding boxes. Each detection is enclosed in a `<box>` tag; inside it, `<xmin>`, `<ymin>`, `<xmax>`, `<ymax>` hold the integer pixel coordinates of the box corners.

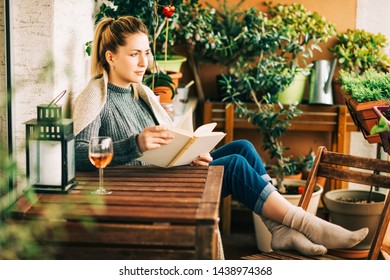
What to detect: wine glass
<box><xmin>88</xmin><ymin>136</ymin><xmax>113</xmax><ymax>195</ymax></box>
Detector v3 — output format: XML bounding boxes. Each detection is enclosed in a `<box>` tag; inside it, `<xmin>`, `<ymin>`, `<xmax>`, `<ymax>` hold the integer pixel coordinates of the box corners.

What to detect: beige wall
<box><xmin>0</xmin><ymin>1</ymin><xmax>6</xmax><ymax>151</ymax></box>
<box><xmin>2</xmin><ymin>0</ymin><xmax>95</xmax><ymax>190</ymax></box>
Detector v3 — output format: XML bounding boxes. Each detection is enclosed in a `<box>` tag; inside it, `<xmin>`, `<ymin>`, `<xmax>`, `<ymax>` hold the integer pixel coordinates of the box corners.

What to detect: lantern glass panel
<box><xmin>67</xmin><ymin>138</ymin><xmax>75</xmax><ymax>181</ymax></box>
<box><xmin>28</xmin><ymin>140</ymin><xmax>62</xmax><ymax>186</ymax></box>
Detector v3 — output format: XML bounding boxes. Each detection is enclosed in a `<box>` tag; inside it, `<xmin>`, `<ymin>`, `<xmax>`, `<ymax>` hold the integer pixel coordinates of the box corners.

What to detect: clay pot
<box><xmin>324</xmin><ymin>189</ymin><xmax>386</xmax><ymax>257</ymax></box>
<box><xmin>154</xmin><ymin>72</ymin><xmax>183</xmax><ymax>103</ymax></box>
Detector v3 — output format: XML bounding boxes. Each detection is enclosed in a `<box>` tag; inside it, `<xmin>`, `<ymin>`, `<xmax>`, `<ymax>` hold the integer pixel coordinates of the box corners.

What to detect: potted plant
<box><xmin>266</xmin><ymin>2</ymin><xmax>337</xmax><ymax>104</ymax></box>
<box><xmin>182</xmin><ymin>0</ymin><xmax>266</xmax><ymax>100</ymax></box>
<box><xmin>338</xmin><ymin>68</ymin><xmax>390</xmax><ymax>142</ymax></box>
<box><xmin>143</xmin><ymin>71</ymin><xmax>176</xmax><ymax>103</ymax></box>
<box><xmin>329</xmin><ymin>29</ymin><xmax>390</xmax><ymax>136</ymax></box>
<box><xmin>324</xmin><ymin>188</ymin><xmax>386</xmax><ymax>253</ymax></box>
<box><xmin>329</xmin><ymin>29</ymin><xmax>390</xmax><ymax>76</ymax></box>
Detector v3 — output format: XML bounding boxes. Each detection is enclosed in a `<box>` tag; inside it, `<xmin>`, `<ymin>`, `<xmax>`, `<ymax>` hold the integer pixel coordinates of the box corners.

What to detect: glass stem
<box><xmin>99</xmin><ymin>168</ymin><xmax>104</xmax><ymax>191</ymax></box>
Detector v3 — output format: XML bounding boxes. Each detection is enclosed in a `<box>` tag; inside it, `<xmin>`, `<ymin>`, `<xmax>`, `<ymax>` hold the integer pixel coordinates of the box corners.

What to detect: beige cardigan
<box><xmin>72</xmin><ymin>71</ymin><xmax>174</xmax><ymax>136</ymax></box>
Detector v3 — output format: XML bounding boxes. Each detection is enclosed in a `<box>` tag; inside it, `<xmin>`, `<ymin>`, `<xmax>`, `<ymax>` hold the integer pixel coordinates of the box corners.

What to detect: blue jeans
<box><xmin>210</xmin><ymin>140</ymin><xmax>276</xmax><ymax>215</ymax></box>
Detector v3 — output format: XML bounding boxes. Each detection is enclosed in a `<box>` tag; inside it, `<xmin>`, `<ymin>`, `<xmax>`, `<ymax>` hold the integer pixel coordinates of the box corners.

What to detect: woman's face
<box><xmin>107</xmin><ymin>32</ymin><xmax>150</xmax><ymax>88</ymax></box>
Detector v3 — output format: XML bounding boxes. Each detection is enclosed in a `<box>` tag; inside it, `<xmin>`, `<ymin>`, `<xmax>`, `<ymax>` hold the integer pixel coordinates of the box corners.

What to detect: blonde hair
<box><xmin>91</xmin><ymin>16</ymin><xmax>149</xmax><ymax>77</ymax></box>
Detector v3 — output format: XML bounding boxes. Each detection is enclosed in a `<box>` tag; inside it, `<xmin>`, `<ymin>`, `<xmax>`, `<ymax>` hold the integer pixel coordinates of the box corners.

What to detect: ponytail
<box><xmin>90</xmin><ymin>16</ymin><xmax>149</xmax><ymax>77</ymax></box>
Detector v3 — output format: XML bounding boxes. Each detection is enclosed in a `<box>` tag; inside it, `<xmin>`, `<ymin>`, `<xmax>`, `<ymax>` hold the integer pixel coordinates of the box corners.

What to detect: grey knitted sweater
<box><xmin>73</xmin><ymin>72</ymin><xmax>174</xmax><ymax>171</ymax></box>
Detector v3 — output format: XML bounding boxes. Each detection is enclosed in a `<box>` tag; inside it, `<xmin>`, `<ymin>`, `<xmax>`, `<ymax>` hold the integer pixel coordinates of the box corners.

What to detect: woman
<box><xmin>73</xmin><ymin>16</ymin><xmax>368</xmax><ymax>256</ymax></box>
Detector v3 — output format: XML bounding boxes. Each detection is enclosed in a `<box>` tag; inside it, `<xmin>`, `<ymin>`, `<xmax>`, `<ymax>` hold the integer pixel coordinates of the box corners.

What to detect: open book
<box><xmin>137</xmin><ymin>108</ymin><xmax>226</xmax><ymax>168</ymax></box>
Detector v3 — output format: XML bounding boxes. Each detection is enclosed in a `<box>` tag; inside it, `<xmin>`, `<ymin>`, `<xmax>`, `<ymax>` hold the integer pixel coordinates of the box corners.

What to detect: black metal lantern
<box><xmin>25</xmin><ymin>102</ymin><xmax>77</xmax><ymax>193</ymax></box>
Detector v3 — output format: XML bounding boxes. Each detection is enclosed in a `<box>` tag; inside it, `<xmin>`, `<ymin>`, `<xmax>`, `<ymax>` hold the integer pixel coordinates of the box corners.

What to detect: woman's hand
<box><xmin>137</xmin><ymin>125</ymin><xmax>174</xmax><ymax>152</ymax></box>
<box><xmin>192</xmin><ymin>153</ymin><xmax>213</xmax><ymax>167</ymax></box>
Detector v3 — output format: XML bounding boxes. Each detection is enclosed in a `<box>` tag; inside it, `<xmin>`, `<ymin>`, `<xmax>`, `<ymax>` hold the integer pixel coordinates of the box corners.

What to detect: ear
<box><xmin>105</xmin><ymin>50</ymin><xmax>116</xmax><ymax>67</ymax></box>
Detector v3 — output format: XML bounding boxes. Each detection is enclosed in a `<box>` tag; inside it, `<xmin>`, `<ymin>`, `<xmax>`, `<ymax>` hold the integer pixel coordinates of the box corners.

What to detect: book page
<box><xmin>194</xmin><ymin>123</ymin><xmax>217</xmax><ymax>136</ymax></box>
<box><xmin>174</xmin><ymin>106</ymin><xmax>194</xmax><ymax>132</ymax></box>
<box><xmin>168</xmin><ymin>132</ymin><xmax>226</xmax><ymax>167</ymax></box>
<box><xmin>137</xmin><ymin>129</ymin><xmax>191</xmax><ymax>167</ymax></box>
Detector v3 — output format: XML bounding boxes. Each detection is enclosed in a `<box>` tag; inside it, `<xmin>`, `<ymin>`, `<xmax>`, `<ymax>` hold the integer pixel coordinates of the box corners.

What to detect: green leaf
<box><xmin>370</xmin><ymin>116</ymin><xmax>390</xmax><ymax>134</ymax></box>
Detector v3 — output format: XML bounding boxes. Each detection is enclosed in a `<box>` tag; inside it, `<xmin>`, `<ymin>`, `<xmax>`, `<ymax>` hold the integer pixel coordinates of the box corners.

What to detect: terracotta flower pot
<box><xmin>153</xmin><ymin>72</ymin><xmax>183</xmax><ymax>103</ymax></box>
<box><xmin>342</xmin><ymin>91</ymin><xmax>387</xmax><ymax>144</ymax></box>
<box><xmin>153</xmin><ymin>86</ymin><xmax>174</xmax><ymax>103</ymax></box>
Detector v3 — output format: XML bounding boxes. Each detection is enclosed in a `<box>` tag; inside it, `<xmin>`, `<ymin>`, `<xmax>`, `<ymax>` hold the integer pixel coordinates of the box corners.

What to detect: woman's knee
<box><xmin>223</xmin><ymin>154</ymin><xmax>248</xmax><ymax>169</ymax></box>
<box><xmin>231</xmin><ymin>139</ymin><xmax>256</xmax><ymax>152</ymax></box>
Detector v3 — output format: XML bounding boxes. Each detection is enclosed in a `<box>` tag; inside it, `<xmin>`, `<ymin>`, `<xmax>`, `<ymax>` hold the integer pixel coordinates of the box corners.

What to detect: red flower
<box><xmin>162</xmin><ymin>5</ymin><xmax>175</xmax><ymax>18</ymax></box>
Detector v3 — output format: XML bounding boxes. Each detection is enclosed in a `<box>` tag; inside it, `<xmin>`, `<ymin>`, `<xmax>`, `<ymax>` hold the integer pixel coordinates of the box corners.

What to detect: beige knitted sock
<box><xmin>262</xmin><ymin>217</ymin><xmax>327</xmax><ymax>256</ymax></box>
<box><xmin>283</xmin><ymin>206</ymin><xmax>369</xmax><ymax>249</ymax></box>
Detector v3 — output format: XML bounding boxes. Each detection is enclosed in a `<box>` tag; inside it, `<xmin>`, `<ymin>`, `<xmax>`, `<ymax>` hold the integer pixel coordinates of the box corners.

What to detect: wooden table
<box><xmin>10</xmin><ymin>165</ymin><xmax>224</xmax><ymax>260</ymax></box>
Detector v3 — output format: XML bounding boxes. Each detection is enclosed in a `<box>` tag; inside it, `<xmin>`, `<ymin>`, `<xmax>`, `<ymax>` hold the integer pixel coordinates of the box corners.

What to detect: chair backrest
<box><xmin>298</xmin><ymin>146</ymin><xmax>390</xmax><ymax>260</ymax></box>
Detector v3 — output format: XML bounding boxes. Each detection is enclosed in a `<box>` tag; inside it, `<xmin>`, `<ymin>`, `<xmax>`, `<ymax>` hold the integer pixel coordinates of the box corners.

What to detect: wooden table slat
<box><xmin>12</xmin><ymin>220</ymin><xmax>196</xmax><ymax>246</ymax></box>
<box><xmin>35</xmin><ymin>194</ymin><xmax>202</xmax><ymax>205</ymax></box>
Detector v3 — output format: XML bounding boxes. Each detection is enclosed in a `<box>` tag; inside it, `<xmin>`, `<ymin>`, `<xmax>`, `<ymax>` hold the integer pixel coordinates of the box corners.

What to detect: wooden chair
<box><xmin>243</xmin><ymin>146</ymin><xmax>390</xmax><ymax>260</ymax></box>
